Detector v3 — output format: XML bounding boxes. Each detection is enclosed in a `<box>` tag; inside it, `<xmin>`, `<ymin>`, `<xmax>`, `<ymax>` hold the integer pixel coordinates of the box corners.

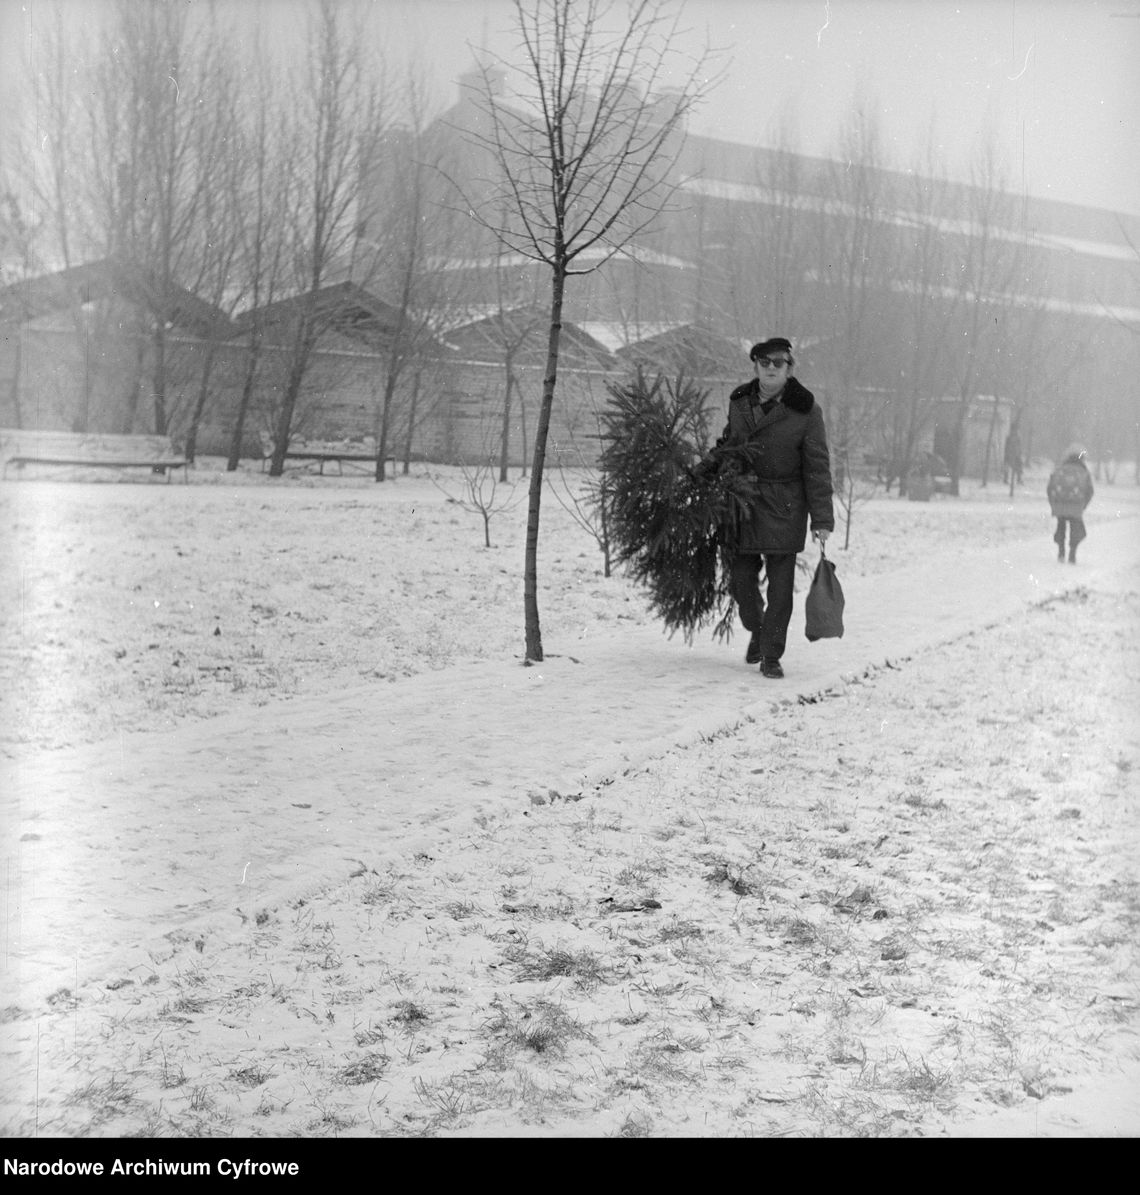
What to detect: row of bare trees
<box><xmin>6</xmin><ymin>0</ymin><xmax>1132</xmax><ymax>498</ymax></box>
<box><xmin>2</xmin><ymin>0</ymin><xmax>473</xmax><ymax>478</ymax></box>
<box><xmin>604</xmin><ymin>94</ymin><xmax>1135</xmax><ymax>497</ymax></box>
<box><xmin>3</xmin><ymin>0</ymin><xmax>1135</xmax><ymax>662</ymax></box>
<box><xmin>2</xmin><ymin>0</ymin><xmax>714</xmax><ymax>662</ymax></box>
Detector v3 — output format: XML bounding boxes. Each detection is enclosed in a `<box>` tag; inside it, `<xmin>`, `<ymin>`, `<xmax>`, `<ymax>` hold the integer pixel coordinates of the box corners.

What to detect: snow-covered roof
<box><xmin>426</xmin><ymin>244</ymin><xmax>691</xmax><ymax>273</ymax></box>
<box><xmin>681</xmin><ymin>177</ymin><xmax>1137</xmax><ymax>266</ymax></box>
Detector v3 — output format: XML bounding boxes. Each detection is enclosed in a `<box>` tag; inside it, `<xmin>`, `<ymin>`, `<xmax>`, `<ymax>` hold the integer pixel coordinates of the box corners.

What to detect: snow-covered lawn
<box><xmin>1</xmin><ymin>459</ymin><xmax>1138</xmax><ymax>1138</ymax></box>
<box><xmin>3</xmin><ymin>458</ymin><xmax>1132</xmax><ymax>752</ymax></box>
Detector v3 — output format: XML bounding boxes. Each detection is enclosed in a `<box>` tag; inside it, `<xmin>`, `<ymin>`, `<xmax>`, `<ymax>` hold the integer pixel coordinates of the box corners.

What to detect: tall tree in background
<box><xmin>180</xmin><ymin>55</ymin><xmax>246</xmax><ymax>465</ymax></box>
<box><xmin>265</xmin><ymin>0</ymin><xmax>390</xmax><ymax>478</ymax></box>
<box><xmin>15</xmin><ymin>5</ymin><xmax>124</xmax><ymax>431</ymax></box>
<box><xmin>461</xmin><ymin>0</ymin><xmax>711</xmax><ymax>661</ymax></box>
<box><xmin>0</xmin><ymin>186</ymin><xmax>42</xmax><ymax>428</ymax></box>
<box><xmin>742</xmin><ymin>111</ymin><xmax>811</xmax><ymax>341</ymax></box>
<box><xmin>97</xmin><ymin>1</ymin><xmax>233</xmax><ymax>436</ymax></box>
<box><xmin>886</xmin><ymin>140</ymin><xmax>958</xmax><ymax>494</ymax></box>
<box><xmin>813</xmin><ymin>97</ymin><xmax>896</xmax><ymax>491</ymax></box>
<box><xmin>17</xmin><ymin>1</ymin><xmax>238</xmax><ymax>436</ymax></box>
<box><xmin>941</xmin><ymin>140</ymin><xmax>1021</xmax><ymax>494</ymax></box>
<box><xmin>354</xmin><ymin>73</ymin><xmax>451</xmax><ymax>482</ymax></box>
<box><xmin>226</xmin><ymin>55</ymin><xmax>293</xmax><ymax>471</ymax></box>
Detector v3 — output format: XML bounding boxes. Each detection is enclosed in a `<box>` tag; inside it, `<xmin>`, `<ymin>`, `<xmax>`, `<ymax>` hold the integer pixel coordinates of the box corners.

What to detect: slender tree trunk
<box><xmin>119</xmin><ymin>333</ymin><xmax>149</xmax><ymax>434</ymax></box>
<box><xmin>980</xmin><ymin>397</ymin><xmax>1002</xmax><ymax>487</ymax></box>
<box><xmin>10</xmin><ymin>330</ymin><xmax>23</xmax><ymax>429</ymax></box>
<box><xmin>69</xmin><ymin>307</ymin><xmax>91</xmax><ymax>433</ymax></box>
<box><xmin>843</xmin><ymin>471</ymin><xmax>855</xmax><ymax>550</ymax></box>
<box><xmin>227</xmin><ymin>330</ymin><xmax>262</xmax><ymax>471</ymax></box>
<box><xmin>374</xmin><ymin>369</ymin><xmax>401</xmax><ymax>482</ymax></box>
<box><xmin>498</xmin><ymin>359</ymin><xmax>513</xmax><ymax>482</ymax></box>
<box><xmin>268</xmin><ymin>305</ymin><xmax>321</xmax><ymax>478</ymax></box>
<box><xmin>949</xmin><ymin>397</ymin><xmax>972</xmax><ymax>496</ymax></box>
<box><xmin>269</xmin><ymin>351</ymin><xmax>309</xmax><ymax>477</ymax></box>
<box><xmin>516</xmin><ymin>374</ymin><xmax>528</xmax><ymax>479</ymax></box>
<box><xmin>184</xmin><ymin>335</ymin><xmax>221</xmax><ymax>464</ymax></box>
<box><xmin>152</xmin><ymin>319</ymin><xmax>168</xmax><ymax>434</ymax></box>
<box><xmin>401</xmin><ymin>370</ymin><xmax>422</xmax><ymax>475</ymax></box>
<box><xmin>599</xmin><ymin>489</ymin><xmax>612</xmax><ymax>577</ymax></box>
<box><xmin>524</xmin><ymin>263</ymin><xmax>566</xmax><ymax>662</ymax></box>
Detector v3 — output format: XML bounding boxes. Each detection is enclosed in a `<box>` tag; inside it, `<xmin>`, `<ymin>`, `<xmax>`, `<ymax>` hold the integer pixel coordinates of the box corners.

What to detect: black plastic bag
<box><xmin>805</xmin><ymin>549</ymin><xmax>845</xmax><ymax>641</ymax></box>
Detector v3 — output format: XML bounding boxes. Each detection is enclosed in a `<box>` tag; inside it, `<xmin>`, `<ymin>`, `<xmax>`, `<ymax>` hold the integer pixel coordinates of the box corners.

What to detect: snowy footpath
<box><xmin>4</xmin><ymin>515</ymin><xmax>1139</xmax><ymax>1008</ymax></box>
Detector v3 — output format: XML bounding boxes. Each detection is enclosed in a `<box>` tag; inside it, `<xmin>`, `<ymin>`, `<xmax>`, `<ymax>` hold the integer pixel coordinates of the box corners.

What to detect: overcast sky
<box><xmin>4</xmin><ymin>0</ymin><xmax>1139</xmax><ymax>217</ymax></box>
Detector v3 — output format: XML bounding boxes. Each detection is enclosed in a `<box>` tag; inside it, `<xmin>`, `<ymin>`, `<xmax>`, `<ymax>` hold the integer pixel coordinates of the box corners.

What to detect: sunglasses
<box><xmin>756</xmin><ymin>357</ymin><xmax>790</xmax><ymax>369</ymax></box>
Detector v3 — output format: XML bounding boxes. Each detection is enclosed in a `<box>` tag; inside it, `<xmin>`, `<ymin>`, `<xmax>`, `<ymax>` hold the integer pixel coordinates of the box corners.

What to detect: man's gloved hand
<box><xmin>692</xmin><ymin>456</ymin><xmax>718</xmax><ymax>480</ymax></box>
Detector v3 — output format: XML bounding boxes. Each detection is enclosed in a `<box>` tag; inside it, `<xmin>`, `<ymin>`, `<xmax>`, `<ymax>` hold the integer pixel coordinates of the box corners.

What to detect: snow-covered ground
<box><xmin>1</xmin><ymin>459</ymin><xmax>1138</xmax><ymax>1138</ymax></box>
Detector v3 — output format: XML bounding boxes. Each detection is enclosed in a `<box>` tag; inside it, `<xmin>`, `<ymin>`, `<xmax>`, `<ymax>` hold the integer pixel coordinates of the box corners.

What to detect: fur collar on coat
<box><xmin>728</xmin><ymin>375</ymin><xmax>816</xmax><ymax>414</ymax></box>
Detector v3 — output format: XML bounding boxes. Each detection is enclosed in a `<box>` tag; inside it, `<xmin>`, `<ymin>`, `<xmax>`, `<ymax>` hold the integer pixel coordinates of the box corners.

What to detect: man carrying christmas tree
<box><xmin>716</xmin><ymin>338</ymin><xmax>835</xmax><ymax>678</ymax></box>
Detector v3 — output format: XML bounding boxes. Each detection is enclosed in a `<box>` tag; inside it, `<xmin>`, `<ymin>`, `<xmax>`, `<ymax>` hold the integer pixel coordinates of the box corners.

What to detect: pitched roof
<box><xmin>236</xmin><ymin>281</ymin><xmax>402</xmax><ymax>338</ymax></box>
<box><xmin>0</xmin><ymin>258</ymin><xmax>231</xmax><ymax>335</ymax></box>
<box><xmin>443</xmin><ymin>305</ymin><xmax>617</xmax><ymax>369</ymax></box>
<box><xmin>617</xmin><ymin>323</ymin><xmax>746</xmax><ymax>378</ymax></box>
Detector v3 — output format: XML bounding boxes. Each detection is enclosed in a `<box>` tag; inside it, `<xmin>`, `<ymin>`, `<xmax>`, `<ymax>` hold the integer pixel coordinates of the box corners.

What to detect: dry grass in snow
<box><xmin>2</xmin><ymin>458</ymin><xmax>1116</xmax><ymax>753</ymax></box>
<box><xmin>1</xmin><ymin>459</ymin><xmax>1138</xmax><ymax>1138</ymax></box>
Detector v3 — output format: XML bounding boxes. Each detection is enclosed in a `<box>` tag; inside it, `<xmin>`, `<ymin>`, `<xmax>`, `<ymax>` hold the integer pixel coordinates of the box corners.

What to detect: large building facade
<box><xmin>3</xmin><ymin>74</ymin><xmax>1137</xmax><ymax>480</ymax></box>
<box><xmin>392</xmin><ymin>73</ymin><xmax>1139</xmax><ymax>479</ymax></box>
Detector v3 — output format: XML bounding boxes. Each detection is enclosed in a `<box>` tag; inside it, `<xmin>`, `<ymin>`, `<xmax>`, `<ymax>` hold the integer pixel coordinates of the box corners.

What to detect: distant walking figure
<box><xmin>1047</xmin><ymin>444</ymin><xmax>1094</xmax><ymax>563</ymax></box>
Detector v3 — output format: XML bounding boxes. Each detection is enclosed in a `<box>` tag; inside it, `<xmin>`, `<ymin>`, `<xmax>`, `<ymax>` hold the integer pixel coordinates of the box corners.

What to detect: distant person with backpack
<box><xmin>1047</xmin><ymin>445</ymin><xmax>1094</xmax><ymax>563</ymax></box>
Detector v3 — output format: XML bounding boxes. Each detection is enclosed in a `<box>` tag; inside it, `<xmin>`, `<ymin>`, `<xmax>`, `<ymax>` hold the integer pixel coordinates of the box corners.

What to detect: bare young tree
<box><xmin>546</xmin><ymin>434</ymin><xmax>615</xmax><ymax>576</ymax></box>
<box><xmin>459</xmin><ymin>0</ymin><xmax>712</xmax><ymax>661</ymax></box>
<box><xmin>833</xmin><ymin>464</ymin><xmax>881</xmax><ymax>551</ymax></box>
<box><xmin>431</xmin><ymin>451</ymin><xmax>525</xmax><ymax>548</ymax></box>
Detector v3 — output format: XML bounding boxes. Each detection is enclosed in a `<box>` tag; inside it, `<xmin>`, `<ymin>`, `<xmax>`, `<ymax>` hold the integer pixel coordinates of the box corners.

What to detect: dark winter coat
<box><xmin>1047</xmin><ymin>457</ymin><xmax>1094</xmax><ymax>519</ymax></box>
<box><xmin>715</xmin><ymin>375</ymin><xmax>835</xmax><ymax>554</ymax></box>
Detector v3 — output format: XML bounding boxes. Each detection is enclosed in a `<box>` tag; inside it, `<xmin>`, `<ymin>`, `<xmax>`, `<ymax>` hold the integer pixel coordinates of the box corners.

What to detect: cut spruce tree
<box><xmin>597</xmin><ymin>370</ymin><xmax>764</xmax><ymax>643</ymax></box>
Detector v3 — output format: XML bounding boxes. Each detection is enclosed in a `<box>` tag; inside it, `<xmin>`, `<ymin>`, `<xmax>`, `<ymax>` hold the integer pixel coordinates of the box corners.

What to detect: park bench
<box><xmin>864</xmin><ymin>450</ymin><xmax>954</xmax><ymax>499</ymax></box>
<box><xmin>906</xmin><ymin>452</ymin><xmax>954</xmax><ymax>501</ymax></box>
<box><xmin>0</xmin><ymin>429</ymin><xmax>189</xmax><ymax>482</ymax></box>
<box><xmin>259</xmin><ymin>435</ymin><xmax>380</xmax><ymax>476</ymax></box>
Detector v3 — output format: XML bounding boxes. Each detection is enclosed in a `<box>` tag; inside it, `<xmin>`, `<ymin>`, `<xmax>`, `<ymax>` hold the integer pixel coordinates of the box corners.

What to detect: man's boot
<box><xmin>745</xmin><ymin>632</ymin><xmax>763</xmax><ymax>665</ymax></box>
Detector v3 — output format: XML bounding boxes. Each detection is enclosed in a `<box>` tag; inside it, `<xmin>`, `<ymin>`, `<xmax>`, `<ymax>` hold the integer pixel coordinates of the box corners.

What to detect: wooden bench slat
<box><xmin>7</xmin><ymin>456</ymin><xmax>186</xmax><ymax>467</ymax></box>
<box><xmin>285</xmin><ymin>451</ymin><xmax>375</xmax><ymax>462</ymax></box>
<box><xmin>1</xmin><ymin>429</ymin><xmax>189</xmax><ymax>482</ymax></box>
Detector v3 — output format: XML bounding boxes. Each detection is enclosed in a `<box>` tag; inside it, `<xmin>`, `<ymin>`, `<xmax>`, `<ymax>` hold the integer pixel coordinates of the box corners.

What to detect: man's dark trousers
<box><xmin>1053</xmin><ymin>517</ymin><xmax>1086</xmax><ymax>552</ymax></box>
<box><xmin>730</xmin><ymin>552</ymin><xmax>798</xmax><ymax>660</ymax></box>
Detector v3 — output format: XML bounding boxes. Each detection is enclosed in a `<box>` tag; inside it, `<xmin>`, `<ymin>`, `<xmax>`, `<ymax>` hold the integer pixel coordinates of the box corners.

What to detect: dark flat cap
<box><xmin>749</xmin><ymin>337</ymin><xmax>794</xmax><ymax>360</ymax></box>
